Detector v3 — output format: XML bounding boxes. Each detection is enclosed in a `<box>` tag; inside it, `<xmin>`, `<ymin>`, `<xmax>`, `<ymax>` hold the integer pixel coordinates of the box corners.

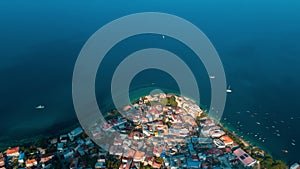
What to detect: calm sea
<box><xmin>0</xmin><ymin>0</ymin><xmax>299</xmax><ymax>164</ymax></box>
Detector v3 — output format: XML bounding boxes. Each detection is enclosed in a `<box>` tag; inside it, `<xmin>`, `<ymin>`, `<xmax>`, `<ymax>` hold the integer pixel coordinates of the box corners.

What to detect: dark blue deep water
<box><xmin>0</xmin><ymin>0</ymin><xmax>300</xmax><ymax>164</ymax></box>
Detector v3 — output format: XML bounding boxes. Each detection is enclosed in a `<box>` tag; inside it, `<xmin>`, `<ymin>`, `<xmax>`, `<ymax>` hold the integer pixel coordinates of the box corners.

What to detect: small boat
<box><xmin>291</xmin><ymin>142</ymin><xmax>296</xmax><ymax>146</ymax></box>
<box><xmin>226</xmin><ymin>85</ymin><xmax>232</xmax><ymax>93</ymax></box>
<box><xmin>282</xmin><ymin>149</ymin><xmax>288</xmax><ymax>153</ymax></box>
<box><xmin>209</xmin><ymin>75</ymin><xmax>215</xmax><ymax>79</ymax></box>
<box><xmin>35</xmin><ymin>105</ymin><xmax>45</xmax><ymax>109</ymax></box>
<box><xmin>256</xmin><ymin>122</ymin><xmax>261</xmax><ymax>125</ymax></box>
<box><xmin>162</xmin><ymin>35</ymin><xmax>165</xmax><ymax>39</ymax></box>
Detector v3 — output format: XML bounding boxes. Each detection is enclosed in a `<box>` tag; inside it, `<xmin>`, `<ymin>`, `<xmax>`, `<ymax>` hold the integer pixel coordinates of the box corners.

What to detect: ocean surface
<box><xmin>0</xmin><ymin>0</ymin><xmax>300</xmax><ymax>164</ymax></box>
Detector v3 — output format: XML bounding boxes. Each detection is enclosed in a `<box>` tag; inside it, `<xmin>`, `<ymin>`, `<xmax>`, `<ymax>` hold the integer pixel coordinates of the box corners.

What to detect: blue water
<box><xmin>0</xmin><ymin>0</ymin><xmax>300</xmax><ymax>164</ymax></box>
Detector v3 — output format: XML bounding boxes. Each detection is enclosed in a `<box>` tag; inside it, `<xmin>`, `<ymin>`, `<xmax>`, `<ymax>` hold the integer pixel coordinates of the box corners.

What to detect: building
<box><xmin>25</xmin><ymin>159</ymin><xmax>37</xmax><ymax>168</ymax></box>
<box><xmin>68</xmin><ymin>127</ymin><xmax>83</xmax><ymax>141</ymax></box>
<box><xmin>18</xmin><ymin>152</ymin><xmax>25</xmax><ymax>163</ymax></box>
<box><xmin>0</xmin><ymin>153</ymin><xmax>4</xmax><ymax>167</ymax></box>
<box><xmin>133</xmin><ymin>151</ymin><xmax>145</xmax><ymax>162</ymax></box>
<box><xmin>213</xmin><ymin>139</ymin><xmax>226</xmax><ymax>148</ymax></box>
<box><xmin>233</xmin><ymin>148</ymin><xmax>256</xmax><ymax>167</ymax></box>
<box><xmin>290</xmin><ymin>163</ymin><xmax>300</xmax><ymax>169</ymax></box>
<box><xmin>220</xmin><ymin>135</ymin><xmax>234</xmax><ymax>146</ymax></box>
<box><xmin>210</xmin><ymin>129</ymin><xmax>225</xmax><ymax>138</ymax></box>
<box><xmin>187</xmin><ymin>158</ymin><xmax>201</xmax><ymax>168</ymax></box>
<box><xmin>57</xmin><ymin>143</ymin><xmax>64</xmax><ymax>151</ymax></box>
<box><xmin>40</xmin><ymin>154</ymin><xmax>54</xmax><ymax>163</ymax></box>
<box><xmin>60</xmin><ymin>134</ymin><xmax>68</xmax><ymax>143</ymax></box>
<box><xmin>6</xmin><ymin>147</ymin><xmax>20</xmax><ymax>157</ymax></box>
<box><xmin>63</xmin><ymin>149</ymin><xmax>74</xmax><ymax>159</ymax></box>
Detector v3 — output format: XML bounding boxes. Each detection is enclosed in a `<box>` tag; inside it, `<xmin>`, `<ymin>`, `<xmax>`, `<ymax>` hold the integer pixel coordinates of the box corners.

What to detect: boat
<box><xmin>35</xmin><ymin>105</ymin><xmax>45</xmax><ymax>109</ymax></box>
<box><xmin>291</xmin><ymin>142</ymin><xmax>296</xmax><ymax>146</ymax></box>
<box><xmin>226</xmin><ymin>85</ymin><xmax>232</xmax><ymax>93</ymax></box>
<box><xmin>162</xmin><ymin>35</ymin><xmax>165</xmax><ymax>39</ymax></box>
<box><xmin>209</xmin><ymin>75</ymin><xmax>215</xmax><ymax>79</ymax></box>
<box><xmin>256</xmin><ymin>122</ymin><xmax>261</xmax><ymax>125</ymax></box>
<box><xmin>282</xmin><ymin>149</ymin><xmax>288</xmax><ymax>153</ymax></box>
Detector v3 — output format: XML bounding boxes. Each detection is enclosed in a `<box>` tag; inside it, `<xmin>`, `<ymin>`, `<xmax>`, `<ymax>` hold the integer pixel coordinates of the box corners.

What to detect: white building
<box><xmin>290</xmin><ymin>163</ymin><xmax>300</xmax><ymax>169</ymax></box>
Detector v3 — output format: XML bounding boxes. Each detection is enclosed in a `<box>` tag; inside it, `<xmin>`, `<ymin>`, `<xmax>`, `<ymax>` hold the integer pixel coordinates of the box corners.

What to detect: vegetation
<box><xmin>260</xmin><ymin>154</ymin><xmax>287</xmax><ymax>169</ymax></box>
<box><xmin>167</xmin><ymin>96</ymin><xmax>178</xmax><ymax>107</ymax></box>
<box><xmin>161</xmin><ymin>98</ymin><xmax>168</xmax><ymax>105</ymax></box>
<box><xmin>155</xmin><ymin>157</ymin><xmax>164</xmax><ymax>163</ymax></box>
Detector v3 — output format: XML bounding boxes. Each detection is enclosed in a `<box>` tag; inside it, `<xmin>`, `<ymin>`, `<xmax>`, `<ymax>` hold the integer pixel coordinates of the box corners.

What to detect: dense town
<box><xmin>0</xmin><ymin>94</ymin><xmax>295</xmax><ymax>169</ymax></box>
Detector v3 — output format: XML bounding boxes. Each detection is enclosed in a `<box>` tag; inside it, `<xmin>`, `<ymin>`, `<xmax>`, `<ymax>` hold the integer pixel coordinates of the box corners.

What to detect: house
<box><xmin>290</xmin><ymin>163</ymin><xmax>300</xmax><ymax>169</ymax></box>
<box><xmin>123</xmin><ymin>148</ymin><xmax>135</xmax><ymax>158</ymax></box>
<box><xmin>133</xmin><ymin>151</ymin><xmax>145</xmax><ymax>162</ymax></box>
<box><xmin>233</xmin><ymin>148</ymin><xmax>256</xmax><ymax>167</ymax></box>
<box><xmin>18</xmin><ymin>152</ymin><xmax>25</xmax><ymax>163</ymax></box>
<box><xmin>57</xmin><ymin>143</ymin><xmax>64</xmax><ymax>151</ymax></box>
<box><xmin>25</xmin><ymin>159</ymin><xmax>37</xmax><ymax>168</ymax></box>
<box><xmin>213</xmin><ymin>139</ymin><xmax>226</xmax><ymax>148</ymax></box>
<box><xmin>0</xmin><ymin>153</ymin><xmax>4</xmax><ymax>167</ymax></box>
<box><xmin>6</xmin><ymin>147</ymin><xmax>20</xmax><ymax>157</ymax></box>
<box><xmin>60</xmin><ymin>134</ymin><xmax>68</xmax><ymax>143</ymax></box>
<box><xmin>210</xmin><ymin>129</ymin><xmax>225</xmax><ymax>138</ymax></box>
<box><xmin>220</xmin><ymin>135</ymin><xmax>234</xmax><ymax>146</ymax></box>
<box><xmin>40</xmin><ymin>154</ymin><xmax>54</xmax><ymax>163</ymax></box>
<box><xmin>68</xmin><ymin>127</ymin><xmax>83</xmax><ymax>141</ymax></box>
<box><xmin>187</xmin><ymin>158</ymin><xmax>201</xmax><ymax>168</ymax></box>
<box><xmin>63</xmin><ymin>149</ymin><xmax>74</xmax><ymax>159</ymax></box>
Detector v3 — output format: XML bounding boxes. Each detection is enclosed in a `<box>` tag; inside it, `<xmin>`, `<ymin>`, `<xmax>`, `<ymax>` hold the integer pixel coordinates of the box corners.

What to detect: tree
<box><xmin>168</xmin><ymin>96</ymin><xmax>178</xmax><ymax>107</ymax></box>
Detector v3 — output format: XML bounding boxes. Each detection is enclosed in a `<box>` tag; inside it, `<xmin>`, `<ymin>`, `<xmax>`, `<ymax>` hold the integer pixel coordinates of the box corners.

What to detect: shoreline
<box><xmin>0</xmin><ymin>91</ymin><xmax>291</xmax><ymax>167</ymax></box>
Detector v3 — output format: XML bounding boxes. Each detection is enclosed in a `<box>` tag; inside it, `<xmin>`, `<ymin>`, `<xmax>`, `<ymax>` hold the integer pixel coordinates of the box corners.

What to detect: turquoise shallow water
<box><xmin>0</xmin><ymin>0</ymin><xmax>300</xmax><ymax>164</ymax></box>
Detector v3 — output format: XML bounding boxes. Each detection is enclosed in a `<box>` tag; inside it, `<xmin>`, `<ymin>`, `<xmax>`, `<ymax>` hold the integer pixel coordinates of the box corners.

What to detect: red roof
<box><xmin>220</xmin><ymin>135</ymin><xmax>234</xmax><ymax>144</ymax></box>
<box><xmin>26</xmin><ymin>159</ymin><xmax>37</xmax><ymax>165</ymax></box>
<box><xmin>6</xmin><ymin>147</ymin><xmax>19</xmax><ymax>155</ymax></box>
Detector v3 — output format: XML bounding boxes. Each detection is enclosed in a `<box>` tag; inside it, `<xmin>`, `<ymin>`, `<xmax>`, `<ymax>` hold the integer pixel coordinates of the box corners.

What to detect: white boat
<box><xmin>256</xmin><ymin>122</ymin><xmax>261</xmax><ymax>125</ymax></box>
<box><xmin>209</xmin><ymin>75</ymin><xmax>215</xmax><ymax>79</ymax></box>
<box><xmin>162</xmin><ymin>35</ymin><xmax>165</xmax><ymax>39</ymax></box>
<box><xmin>226</xmin><ymin>85</ymin><xmax>232</xmax><ymax>93</ymax></box>
<box><xmin>35</xmin><ymin>105</ymin><xmax>45</xmax><ymax>109</ymax></box>
<box><xmin>291</xmin><ymin>142</ymin><xmax>296</xmax><ymax>146</ymax></box>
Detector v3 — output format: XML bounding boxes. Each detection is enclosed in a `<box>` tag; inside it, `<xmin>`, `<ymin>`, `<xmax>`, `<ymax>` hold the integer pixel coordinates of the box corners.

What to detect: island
<box><xmin>0</xmin><ymin>93</ymin><xmax>291</xmax><ymax>169</ymax></box>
